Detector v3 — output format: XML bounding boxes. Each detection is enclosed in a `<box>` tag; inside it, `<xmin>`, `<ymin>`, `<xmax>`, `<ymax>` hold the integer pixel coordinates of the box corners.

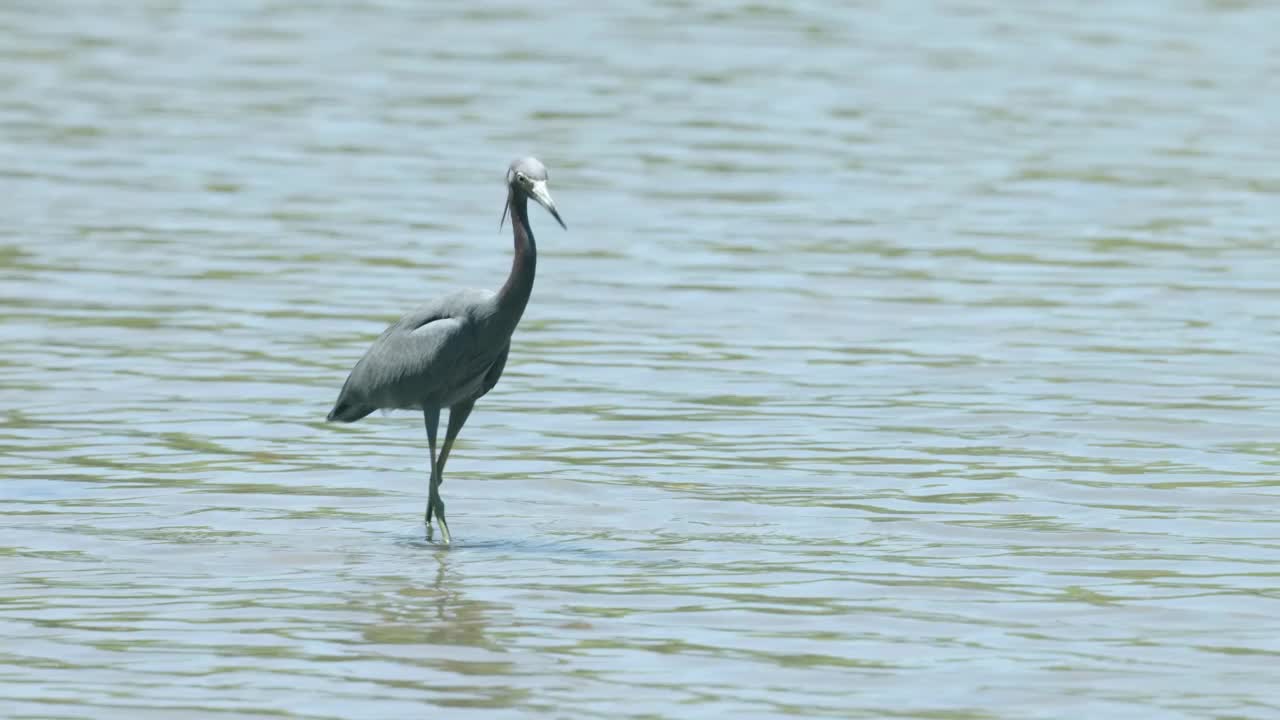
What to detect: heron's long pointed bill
<box><xmin>528</xmin><ymin>180</ymin><xmax>567</xmax><ymax>229</ymax></box>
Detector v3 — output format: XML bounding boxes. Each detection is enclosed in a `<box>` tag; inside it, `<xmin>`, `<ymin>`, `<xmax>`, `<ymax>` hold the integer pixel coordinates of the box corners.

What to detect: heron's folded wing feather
<box><xmin>345</xmin><ymin>316</ymin><xmax>468</xmax><ymax>407</ymax></box>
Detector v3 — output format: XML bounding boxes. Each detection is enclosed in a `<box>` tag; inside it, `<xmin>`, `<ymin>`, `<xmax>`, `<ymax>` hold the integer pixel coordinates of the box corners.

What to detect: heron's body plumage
<box><xmin>327</xmin><ymin>289</ymin><xmax>507</xmax><ymax>421</ymax></box>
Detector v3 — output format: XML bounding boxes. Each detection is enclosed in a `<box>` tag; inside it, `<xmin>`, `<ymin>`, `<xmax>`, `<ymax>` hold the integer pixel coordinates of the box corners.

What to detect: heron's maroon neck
<box><xmin>496</xmin><ymin>190</ymin><xmax>536</xmax><ymax>326</ymax></box>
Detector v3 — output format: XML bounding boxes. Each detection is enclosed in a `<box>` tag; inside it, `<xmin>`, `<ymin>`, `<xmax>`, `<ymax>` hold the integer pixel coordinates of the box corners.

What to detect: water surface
<box><xmin>3</xmin><ymin>2</ymin><xmax>1280</xmax><ymax>718</ymax></box>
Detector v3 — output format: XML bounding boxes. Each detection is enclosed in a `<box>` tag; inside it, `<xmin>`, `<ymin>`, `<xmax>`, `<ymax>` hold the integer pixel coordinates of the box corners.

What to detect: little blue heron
<box><xmin>326</xmin><ymin>157</ymin><xmax>566</xmax><ymax>544</ymax></box>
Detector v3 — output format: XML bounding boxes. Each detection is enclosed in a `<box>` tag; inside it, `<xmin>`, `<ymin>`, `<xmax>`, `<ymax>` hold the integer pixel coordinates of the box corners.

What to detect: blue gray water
<box><xmin>3</xmin><ymin>2</ymin><xmax>1279</xmax><ymax>718</ymax></box>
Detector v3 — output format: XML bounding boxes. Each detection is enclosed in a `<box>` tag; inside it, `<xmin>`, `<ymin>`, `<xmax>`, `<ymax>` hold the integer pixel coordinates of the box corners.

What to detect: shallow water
<box><xmin>3</xmin><ymin>2</ymin><xmax>1280</xmax><ymax>718</ymax></box>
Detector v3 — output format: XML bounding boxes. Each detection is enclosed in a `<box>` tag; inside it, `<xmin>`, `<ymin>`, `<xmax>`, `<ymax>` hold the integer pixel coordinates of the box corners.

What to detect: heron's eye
<box><xmin>516</xmin><ymin>173</ymin><xmax>526</xmax><ymax>183</ymax></box>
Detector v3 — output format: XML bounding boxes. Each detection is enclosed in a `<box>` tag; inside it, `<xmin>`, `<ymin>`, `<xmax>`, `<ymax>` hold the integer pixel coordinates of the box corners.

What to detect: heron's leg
<box><xmin>429</xmin><ymin>399</ymin><xmax>475</xmax><ymax>542</ymax></box>
<box><xmin>423</xmin><ymin>407</ymin><xmax>442</xmax><ymax>541</ymax></box>
<box><xmin>436</xmin><ymin>399</ymin><xmax>475</xmax><ymax>486</ymax></box>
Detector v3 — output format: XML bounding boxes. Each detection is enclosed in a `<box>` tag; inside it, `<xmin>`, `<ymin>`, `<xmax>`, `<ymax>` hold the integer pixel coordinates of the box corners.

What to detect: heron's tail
<box><xmin>327</xmin><ymin>398</ymin><xmax>375</xmax><ymax>423</ymax></box>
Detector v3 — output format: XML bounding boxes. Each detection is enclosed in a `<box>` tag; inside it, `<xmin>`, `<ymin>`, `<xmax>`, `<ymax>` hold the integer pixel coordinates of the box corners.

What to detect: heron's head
<box><xmin>502</xmin><ymin>156</ymin><xmax>566</xmax><ymax>230</ymax></box>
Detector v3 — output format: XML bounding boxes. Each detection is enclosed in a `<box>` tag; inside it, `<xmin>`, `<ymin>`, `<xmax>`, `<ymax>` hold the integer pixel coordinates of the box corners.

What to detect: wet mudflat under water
<box><xmin>3</xmin><ymin>2</ymin><xmax>1279</xmax><ymax>718</ymax></box>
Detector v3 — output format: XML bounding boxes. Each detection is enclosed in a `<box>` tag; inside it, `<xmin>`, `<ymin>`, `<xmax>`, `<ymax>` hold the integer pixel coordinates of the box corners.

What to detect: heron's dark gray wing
<box><xmin>328</xmin><ymin>315</ymin><xmax>468</xmax><ymax>421</ymax></box>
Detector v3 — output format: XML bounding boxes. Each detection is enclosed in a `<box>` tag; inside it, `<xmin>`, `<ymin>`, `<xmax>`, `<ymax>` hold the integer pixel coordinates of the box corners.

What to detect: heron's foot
<box><xmin>433</xmin><ymin>496</ymin><xmax>451</xmax><ymax>545</ymax></box>
<box><xmin>425</xmin><ymin>478</ymin><xmax>439</xmax><ymax>540</ymax></box>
